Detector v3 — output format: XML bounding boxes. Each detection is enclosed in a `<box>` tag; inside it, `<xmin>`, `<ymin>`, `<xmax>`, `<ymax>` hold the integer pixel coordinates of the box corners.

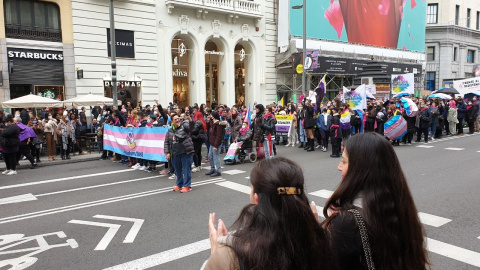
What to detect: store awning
<box><xmin>1</xmin><ymin>94</ymin><xmax>63</xmax><ymax>108</ymax></box>
<box><xmin>63</xmin><ymin>94</ymin><xmax>121</xmax><ymax>107</ymax></box>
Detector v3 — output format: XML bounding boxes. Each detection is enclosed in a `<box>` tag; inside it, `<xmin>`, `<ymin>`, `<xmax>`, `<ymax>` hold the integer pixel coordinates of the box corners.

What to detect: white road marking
<box><xmin>102</xmin><ymin>239</ymin><xmax>210</xmax><ymax>270</ymax></box>
<box><xmin>0</xmin><ymin>169</ymin><xmax>135</xmax><ymax>190</ymax></box>
<box><xmin>0</xmin><ymin>193</ymin><xmax>38</xmax><ymax>205</ymax></box>
<box><xmin>216</xmin><ymin>181</ymin><xmax>251</xmax><ymax>194</ymax></box>
<box><xmin>309</xmin><ymin>189</ymin><xmax>334</xmax><ymax>199</ymax></box>
<box><xmin>416</xmin><ymin>145</ymin><xmax>434</xmax><ymax>148</ymax></box>
<box><xmin>93</xmin><ymin>215</ymin><xmax>144</xmax><ymax>243</ymax></box>
<box><xmin>222</xmin><ymin>169</ymin><xmax>246</xmax><ymax>175</ymax></box>
<box><xmin>0</xmin><ymin>179</ymin><xmax>225</xmax><ymax>225</ymax></box>
<box><xmin>68</xmin><ymin>220</ymin><xmax>121</xmax><ymax>250</ymax></box>
<box><xmin>418</xmin><ymin>212</ymin><xmax>451</xmax><ymax>228</ymax></box>
<box><xmin>245</xmin><ymin>177</ymin><xmax>250</xmax><ymax>179</ymax></box>
<box><xmin>426</xmin><ymin>237</ymin><xmax>480</xmax><ymax>267</ymax></box>
<box><xmin>36</xmin><ymin>175</ymin><xmax>162</xmax><ymax>197</ymax></box>
<box><xmin>444</xmin><ymin>147</ymin><xmax>465</xmax><ymax>151</ymax></box>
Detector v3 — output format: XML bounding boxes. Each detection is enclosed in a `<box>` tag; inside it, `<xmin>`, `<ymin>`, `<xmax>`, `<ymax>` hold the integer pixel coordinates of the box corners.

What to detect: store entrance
<box><xmin>234</xmin><ymin>44</ymin><xmax>247</xmax><ymax>107</ymax></box>
<box><xmin>172</xmin><ymin>36</ymin><xmax>190</xmax><ymax>108</ymax></box>
<box><xmin>205</xmin><ymin>41</ymin><xmax>219</xmax><ymax>107</ymax></box>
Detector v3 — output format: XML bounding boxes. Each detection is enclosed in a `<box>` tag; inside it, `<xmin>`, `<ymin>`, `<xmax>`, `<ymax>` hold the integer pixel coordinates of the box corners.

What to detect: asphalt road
<box><xmin>1</xmin><ymin>133</ymin><xmax>479</xmax><ymax>270</ymax></box>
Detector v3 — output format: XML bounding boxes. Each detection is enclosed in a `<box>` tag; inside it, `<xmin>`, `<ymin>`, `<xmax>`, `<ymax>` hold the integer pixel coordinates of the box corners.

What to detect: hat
<box><xmin>149</xmin><ymin>114</ymin><xmax>157</xmax><ymax>120</ymax></box>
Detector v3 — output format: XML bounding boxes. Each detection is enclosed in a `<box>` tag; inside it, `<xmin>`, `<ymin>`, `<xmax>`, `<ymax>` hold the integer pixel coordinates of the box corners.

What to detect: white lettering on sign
<box><xmin>172</xmin><ymin>69</ymin><xmax>188</xmax><ymax>77</ymax></box>
<box><xmin>8</xmin><ymin>50</ymin><xmax>63</xmax><ymax>61</ymax></box>
<box><xmin>104</xmin><ymin>81</ymin><xmax>142</xmax><ymax>87</ymax></box>
<box><xmin>205</xmin><ymin>50</ymin><xmax>225</xmax><ymax>56</ymax></box>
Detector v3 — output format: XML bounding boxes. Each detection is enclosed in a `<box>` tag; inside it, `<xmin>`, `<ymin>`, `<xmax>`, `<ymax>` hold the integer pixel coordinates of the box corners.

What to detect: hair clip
<box><xmin>277</xmin><ymin>187</ymin><xmax>302</xmax><ymax>195</ymax></box>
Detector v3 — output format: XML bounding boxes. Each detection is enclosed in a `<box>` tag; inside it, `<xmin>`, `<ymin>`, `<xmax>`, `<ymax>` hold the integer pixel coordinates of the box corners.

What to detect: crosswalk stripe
<box><xmin>416</xmin><ymin>145</ymin><xmax>434</xmax><ymax>148</ymax></box>
<box><xmin>216</xmin><ymin>181</ymin><xmax>251</xmax><ymax>194</ymax></box>
<box><xmin>444</xmin><ymin>148</ymin><xmax>465</xmax><ymax>151</ymax></box>
<box><xmin>418</xmin><ymin>212</ymin><xmax>451</xmax><ymax>227</ymax></box>
<box><xmin>309</xmin><ymin>189</ymin><xmax>334</xmax><ymax>199</ymax></box>
<box><xmin>222</xmin><ymin>169</ymin><xmax>247</xmax><ymax>175</ymax></box>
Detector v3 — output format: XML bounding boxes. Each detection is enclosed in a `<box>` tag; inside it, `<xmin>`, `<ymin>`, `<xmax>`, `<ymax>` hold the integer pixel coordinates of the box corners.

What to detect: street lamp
<box><xmin>292</xmin><ymin>0</ymin><xmax>306</xmax><ymax>95</ymax></box>
<box><xmin>109</xmin><ymin>0</ymin><xmax>118</xmax><ymax>107</ymax></box>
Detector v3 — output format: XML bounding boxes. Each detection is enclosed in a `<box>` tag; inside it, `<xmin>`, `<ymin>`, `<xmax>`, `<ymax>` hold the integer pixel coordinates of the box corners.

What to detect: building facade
<box><xmin>276</xmin><ymin>0</ymin><xmax>427</xmax><ymax>102</ymax></box>
<box><xmin>0</xmin><ymin>0</ymin><xmax>75</xmax><ymax>103</ymax></box>
<box><xmin>1</xmin><ymin>0</ymin><xmax>276</xmax><ymax>108</ymax></box>
<box><xmin>425</xmin><ymin>0</ymin><xmax>480</xmax><ymax>90</ymax></box>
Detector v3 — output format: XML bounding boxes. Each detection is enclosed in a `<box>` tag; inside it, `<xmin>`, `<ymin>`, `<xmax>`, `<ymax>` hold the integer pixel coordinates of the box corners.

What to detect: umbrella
<box><xmin>63</xmin><ymin>94</ymin><xmax>121</xmax><ymax>107</ymax></box>
<box><xmin>464</xmin><ymin>92</ymin><xmax>480</xmax><ymax>100</ymax></box>
<box><xmin>16</xmin><ymin>123</ymin><xmax>37</xmax><ymax>142</ymax></box>
<box><xmin>436</xmin><ymin>87</ymin><xmax>459</xmax><ymax>95</ymax></box>
<box><xmin>1</xmin><ymin>94</ymin><xmax>63</xmax><ymax>108</ymax></box>
<box><xmin>400</xmin><ymin>98</ymin><xmax>419</xmax><ymax>117</ymax></box>
<box><xmin>428</xmin><ymin>93</ymin><xmax>452</xmax><ymax>100</ymax></box>
<box><xmin>393</xmin><ymin>92</ymin><xmax>410</xmax><ymax>98</ymax></box>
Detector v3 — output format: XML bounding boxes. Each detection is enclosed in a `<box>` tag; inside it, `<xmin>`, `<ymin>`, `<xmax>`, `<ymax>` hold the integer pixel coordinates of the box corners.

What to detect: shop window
<box><xmin>34</xmin><ymin>85</ymin><xmax>65</xmax><ymax>100</ymax></box>
<box><xmin>426</xmin><ymin>72</ymin><xmax>435</xmax><ymax>91</ymax></box>
<box><xmin>427</xmin><ymin>4</ymin><xmax>438</xmax><ymax>24</ymax></box>
<box><xmin>467</xmin><ymin>50</ymin><xmax>475</xmax><ymax>63</ymax></box>
<box><xmin>4</xmin><ymin>0</ymin><xmax>62</xmax><ymax>42</ymax></box>
<box><xmin>427</xmin><ymin>47</ymin><xmax>435</xmax><ymax>61</ymax></box>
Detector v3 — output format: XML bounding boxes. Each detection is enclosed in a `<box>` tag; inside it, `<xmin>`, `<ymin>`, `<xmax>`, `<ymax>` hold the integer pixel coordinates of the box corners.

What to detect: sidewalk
<box><xmin>0</xmin><ymin>152</ymin><xmax>100</xmax><ymax>170</ymax></box>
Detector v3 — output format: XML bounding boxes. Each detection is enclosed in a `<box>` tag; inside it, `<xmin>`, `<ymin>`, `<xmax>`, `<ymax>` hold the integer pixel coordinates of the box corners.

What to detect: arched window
<box><xmin>4</xmin><ymin>0</ymin><xmax>62</xmax><ymax>42</ymax></box>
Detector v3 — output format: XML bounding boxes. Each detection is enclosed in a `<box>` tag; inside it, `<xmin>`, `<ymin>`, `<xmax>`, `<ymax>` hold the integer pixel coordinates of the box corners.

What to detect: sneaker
<box><xmin>321</xmin><ymin>147</ymin><xmax>327</xmax><ymax>152</ymax></box>
<box><xmin>80</xmin><ymin>151</ymin><xmax>87</xmax><ymax>155</ymax></box>
<box><xmin>191</xmin><ymin>167</ymin><xmax>199</xmax><ymax>173</ymax></box>
<box><xmin>138</xmin><ymin>166</ymin><xmax>147</xmax><ymax>171</ymax></box>
<box><xmin>400</xmin><ymin>142</ymin><xmax>406</xmax><ymax>145</ymax></box>
<box><xmin>407</xmin><ymin>143</ymin><xmax>412</xmax><ymax>145</ymax></box>
<box><xmin>205</xmin><ymin>170</ymin><xmax>215</xmax><ymax>176</ymax></box>
<box><xmin>30</xmin><ymin>163</ymin><xmax>37</xmax><ymax>169</ymax></box>
<box><xmin>132</xmin><ymin>163</ymin><xmax>140</xmax><ymax>169</ymax></box>
<box><xmin>211</xmin><ymin>171</ymin><xmax>221</xmax><ymax>177</ymax></box>
<box><xmin>197</xmin><ymin>166</ymin><xmax>202</xmax><ymax>172</ymax></box>
<box><xmin>7</xmin><ymin>170</ymin><xmax>17</xmax><ymax>175</ymax></box>
<box><xmin>2</xmin><ymin>170</ymin><xmax>11</xmax><ymax>175</ymax></box>
<box><xmin>191</xmin><ymin>164</ymin><xmax>196</xmax><ymax>169</ymax></box>
<box><xmin>180</xmin><ymin>187</ymin><xmax>192</xmax><ymax>193</ymax></box>
<box><xmin>146</xmin><ymin>167</ymin><xmax>153</xmax><ymax>172</ymax></box>
<box><xmin>168</xmin><ymin>174</ymin><xmax>176</xmax><ymax>180</ymax></box>
<box><xmin>173</xmin><ymin>186</ymin><xmax>182</xmax><ymax>192</ymax></box>
<box><xmin>159</xmin><ymin>168</ymin><xmax>169</xmax><ymax>175</ymax></box>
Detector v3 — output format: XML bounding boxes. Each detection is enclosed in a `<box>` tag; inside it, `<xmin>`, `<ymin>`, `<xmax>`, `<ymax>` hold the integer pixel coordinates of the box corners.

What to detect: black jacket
<box><xmin>191</xmin><ymin>120</ymin><xmax>207</xmax><ymax>142</ymax></box>
<box><xmin>263</xmin><ymin>114</ymin><xmax>276</xmax><ymax>137</ymax></box>
<box><xmin>1</xmin><ymin>124</ymin><xmax>21</xmax><ymax>151</ymax></box>
<box><xmin>417</xmin><ymin>109</ymin><xmax>431</xmax><ymax>129</ymax></box>
<box><xmin>303</xmin><ymin>105</ymin><xmax>315</xmax><ymax>129</ymax></box>
<box><xmin>330</xmin><ymin>114</ymin><xmax>342</xmax><ymax>139</ymax></box>
<box><xmin>467</xmin><ymin>105</ymin><xmax>479</xmax><ymax>122</ymax></box>
<box><xmin>20</xmin><ymin>109</ymin><xmax>30</xmax><ymax>125</ymax></box>
<box><xmin>164</xmin><ymin>121</ymin><xmax>194</xmax><ymax>155</ymax></box>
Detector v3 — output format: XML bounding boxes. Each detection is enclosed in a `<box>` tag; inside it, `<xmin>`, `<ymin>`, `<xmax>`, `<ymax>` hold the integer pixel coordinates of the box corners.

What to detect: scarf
<box><xmin>240</xmin><ymin>126</ymin><xmax>248</xmax><ymax>135</ymax></box>
<box><xmin>264</xmin><ymin>113</ymin><xmax>274</xmax><ymax>119</ymax></box>
<box><xmin>61</xmin><ymin>122</ymin><xmax>75</xmax><ymax>150</ymax></box>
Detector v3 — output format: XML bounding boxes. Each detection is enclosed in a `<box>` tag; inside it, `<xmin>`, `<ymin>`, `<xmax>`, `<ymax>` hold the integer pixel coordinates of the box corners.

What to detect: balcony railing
<box><xmin>166</xmin><ymin>0</ymin><xmax>262</xmax><ymax>19</ymax></box>
<box><xmin>5</xmin><ymin>24</ymin><xmax>62</xmax><ymax>42</ymax></box>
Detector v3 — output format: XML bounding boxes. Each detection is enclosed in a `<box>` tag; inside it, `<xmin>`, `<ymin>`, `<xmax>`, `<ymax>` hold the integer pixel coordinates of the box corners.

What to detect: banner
<box><xmin>103</xmin><ymin>124</ymin><xmax>168</xmax><ymax>162</ymax></box>
<box><xmin>344</xmin><ymin>84</ymin><xmax>367</xmax><ymax>110</ymax></box>
<box><xmin>453</xmin><ymin>77</ymin><xmax>480</xmax><ymax>96</ymax></box>
<box><xmin>391</xmin><ymin>73</ymin><xmax>414</xmax><ymax>95</ymax></box>
<box><xmin>275</xmin><ymin>115</ymin><xmax>294</xmax><ymax>136</ymax></box>
<box><xmin>366</xmin><ymin>84</ymin><xmax>376</xmax><ymax>94</ymax></box>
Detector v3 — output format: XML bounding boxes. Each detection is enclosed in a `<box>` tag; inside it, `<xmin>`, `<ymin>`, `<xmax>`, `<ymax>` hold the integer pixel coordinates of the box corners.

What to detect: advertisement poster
<box><xmin>391</xmin><ymin>73</ymin><xmax>414</xmax><ymax>95</ymax></box>
<box><xmin>290</xmin><ymin>0</ymin><xmax>426</xmax><ymax>52</ymax></box>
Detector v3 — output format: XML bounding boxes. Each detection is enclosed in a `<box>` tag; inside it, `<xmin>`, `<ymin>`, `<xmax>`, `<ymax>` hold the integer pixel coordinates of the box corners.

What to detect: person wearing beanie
<box><xmin>206</xmin><ymin>111</ymin><xmax>226</xmax><ymax>177</ymax></box>
<box><xmin>330</xmin><ymin>108</ymin><xmax>342</xmax><ymax>158</ymax></box>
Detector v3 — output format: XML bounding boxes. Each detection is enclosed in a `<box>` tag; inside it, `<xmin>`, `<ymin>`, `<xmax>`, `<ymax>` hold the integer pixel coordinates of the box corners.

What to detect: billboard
<box><xmin>290</xmin><ymin>0</ymin><xmax>426</xmax><ymax>52</ymax></box>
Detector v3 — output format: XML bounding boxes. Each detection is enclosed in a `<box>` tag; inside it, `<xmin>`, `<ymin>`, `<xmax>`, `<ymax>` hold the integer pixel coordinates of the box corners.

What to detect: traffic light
<box><xmin>120</xmin><ymin>82</ymin><xmax>125</xmax><ymax>89</ymax></box>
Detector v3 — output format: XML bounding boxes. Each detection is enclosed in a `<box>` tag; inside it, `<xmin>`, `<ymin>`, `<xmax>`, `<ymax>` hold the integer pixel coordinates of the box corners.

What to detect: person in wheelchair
<box><xmin>236</xmin><ymin>122</ymin><xmax>253</xmax><ymax>161</ymax></box>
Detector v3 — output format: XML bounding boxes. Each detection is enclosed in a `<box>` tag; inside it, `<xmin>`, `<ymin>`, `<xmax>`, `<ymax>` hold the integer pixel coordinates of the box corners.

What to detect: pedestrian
<box><xmin>317</xmin><ymin>108</ymin><xmax>331</xmax><ymax>152</ymax></box>
<box><xmin>164</xmin><ymin>114</ymin><xmax>194</xmax><ymax>193</ymax></box>
<box><xmin>29</xmin><ymin>117</ymin><xmax>44</xmax><ymax>163</ymax></box>
<box><xmin>330</xmin><ymin>107</ymin><xmax>342</xmax><ymax>158</ymax></box>
<box><xmin>79</xmin><ymin>107</ymin><xmax>87</xmax><ymax>127</ymax></box>
<box><xmin>20</xmin><ymin>108</ymin><xmax>30</xmax><ymax>125</ymax></box>
<box><xmin>466</xmin><ymin>99</ymin><xmax>478</xmax><ymax>134</ymax></box>
<box><xmin>364</xmin><ymin>104</ymin><xmax>377</xmax><ymax>132</ymax></box>
<box><xmin>401</xmin><ymin>109</ymin><xmax>415</xmax><ymax>145</ymax></box>
<box><xmin>303</xmin><ymin>99</ymin><xmax>316</xmax><ymax>152</ymax></box>
<box><xmin>57</xmin><ymin>115</ymin><xmax>74</xmax><ymax>160</ymax></box>
<box><xmin>202</xmin><ymin>158</ymin><xmax>338</xmax><ymax>270</ymax></box>
<box><xmin>375</xmin><ymin>101</ymin><xmax>386</xmax><ymax>135</ymax></box>
<box><xmin>456</xmin><ymin>97</ymin><xmax>467</xmax><ymax>135</ymax></box>
<box><xmin>191</xmin><ymin>111</ymin><xmax>207</xmax><ymax>173</ymax></box>
<box><xmin>447</xmin><ymin>100</ymin><xmax>458</xmax><ymax>137</ymax></box>
<box><xmin>43</xmin><ymin>112</ymin><xmax>58</xmax><ymax>161</ymax></box>
<box><xmin>219</xmin><ymin>110</ymin><xmax>231</xmax><ymax>154</ymax></box>
<box><xmin>320</xmin><ymin>133</ymin><xmax>429</xmax><ymax>270</ymax></box>
<box><xmin>286</xmin><ymin>104</ymin><xmax>298</xmax><ymax>147</ymax></box>
<box><xmin>415</xmin><ymin>101</ymin><xmax>431</xmax><ymax>144</ymax></box>
<box><xmin>252</xmin><ymin>104</ymin><xmax>265</xmax><ymax>149</ymax></box>
<box><xmin>206</xmin><ymin>111</ymin><xmax>225</xmax><ymax>177</ymax></box>
<box><xmin>230</xmin><ymin>108</ymin><xmax>242</xmax><ymax>143</ymax></box>
<box><xmin>474</xmin><ymin>96</ymin><xmax>480</xmax><ymax>132</ymax></box>
<box><xmin>262</xmin><ymin>106</ymin><xmax>276</xmax><ymax>159</ymax></box>
<box><xmin>15</xmin><ymin>117</ymin><xmax>37</xmax><ymax>169</ymax></box>
<box><xmin>1</xmin><ymin>114</ymin><xmax>21</xmax><ymax>175</ymax></box>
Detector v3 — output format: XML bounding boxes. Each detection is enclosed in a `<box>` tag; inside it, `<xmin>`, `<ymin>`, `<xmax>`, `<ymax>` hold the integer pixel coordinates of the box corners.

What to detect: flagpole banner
<box><xmin>452</xmin><ymin>77</ymin><xmax>480</xmax><ymax>96</ymax></box>
<box><xmin>103</xmin><ymin>124</ymin><xmax>168</xmax><ymax>162</ymax></box>
<box><xmin>275</xmin><ymin>115</ymin><xmax>294</xmax><ymax>137</ymax></box>
<box><xmin>391</xmin><ymin>73</ymin><xmax>414</xmax><ymax>94</ymax></box>
<box><xmin>344</xmin><ymin>84</ymin><xmax>367</xmax><ymax>110</ymax></box>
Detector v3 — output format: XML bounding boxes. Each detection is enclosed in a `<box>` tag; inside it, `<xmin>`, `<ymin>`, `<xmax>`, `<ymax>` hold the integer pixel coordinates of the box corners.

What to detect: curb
<box><xmin>0</xmin><ymin>155</ymin><xmax>100</xmax><ymax>170</ymax></box>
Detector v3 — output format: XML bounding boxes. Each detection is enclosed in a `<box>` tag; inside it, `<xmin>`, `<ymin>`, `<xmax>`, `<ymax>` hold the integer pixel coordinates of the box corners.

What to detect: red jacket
<box><xmin>208</xmin><ymin>120</ymin><xmax>226</xmax><ymax>148</ymax></box>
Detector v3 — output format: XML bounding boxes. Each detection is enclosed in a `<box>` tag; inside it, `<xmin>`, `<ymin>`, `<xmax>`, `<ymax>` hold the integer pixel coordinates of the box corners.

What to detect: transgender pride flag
<box><xmin>103</xmin><ymin>125</ymin><xmax>168</xmax><ymax>162</ymax></box>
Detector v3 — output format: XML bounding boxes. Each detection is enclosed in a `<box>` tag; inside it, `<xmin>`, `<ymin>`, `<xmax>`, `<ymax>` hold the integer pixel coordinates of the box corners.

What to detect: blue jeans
<box><xmin>208</xmin><ymin>145</ymin><xmax>221</xmax><ymax>172</ymax></box>
<box><xmin>430</xmin><ymin>118</ymin><xmax>437</xmax><ymax>137</ymax></box>
<box><xmin>172</xmin><ymin>153</ymin><xmax>193</xmax><ymax>188</ymax></box>
<box><xmin>264</xmin><ymin>138</ymin><xmax>273</xmax><ymax>160</ymax></box>
<box><xmin>221</xmin><ymin>138</ymin><xmax>229</xmax><ymax>151</ymax></box>
<box><xmin>299</xmin><ymin>124</ymin><xmax>306</xmax><ymax>143</ymax></box>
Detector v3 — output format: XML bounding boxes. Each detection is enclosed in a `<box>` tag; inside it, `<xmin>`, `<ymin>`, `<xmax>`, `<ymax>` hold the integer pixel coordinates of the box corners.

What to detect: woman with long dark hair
<box><xmin>321</xmin><ymin>133</ymin><xmax>429</xmax><ymax>270</ymax></box>
<box><xmin>203</xmin><ymin>157</ymin><xmax>338</xmax><ymax>270</ymax></box>
<box><xmin>191</xmin><ymin>111</ymin><xmax>207</xmax><ymax>172</ymax></box>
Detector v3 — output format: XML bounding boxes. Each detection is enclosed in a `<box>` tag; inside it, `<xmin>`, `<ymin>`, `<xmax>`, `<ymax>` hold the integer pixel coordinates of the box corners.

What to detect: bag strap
<box><xmin>348</xmin><ymin>209</ymin><xmax>376</xmax><ymax>270</ymax></box>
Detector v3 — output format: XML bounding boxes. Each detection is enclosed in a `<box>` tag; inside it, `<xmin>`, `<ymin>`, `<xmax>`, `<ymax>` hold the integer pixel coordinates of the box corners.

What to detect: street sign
<box><xmin>68</xmin><ymin>215</ymin><xmax>144</xmax><ymax>251</ymax></box>
<box><xmin>296</xmin><ymin>64</ymin><xmax>303</xmax><ymax>74</ymax></box>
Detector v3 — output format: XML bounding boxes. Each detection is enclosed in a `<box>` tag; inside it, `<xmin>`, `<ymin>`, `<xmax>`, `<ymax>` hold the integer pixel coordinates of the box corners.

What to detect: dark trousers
<box><xmin>61</xmin><ymin>138</ymin><xmax>72</xmax><ymax>157</ymax></box>
<box><xmin>416</xmin><ymin>127</ymin><xmax>428</xmax><ymax>142</ymax></box>
<box><xmin>402</xmin><ymin>131</ymin><xmax>413</xmax><ymax>143</ymax></box>
<box><xmin>3</xmin><ymin>152</ymin><xmax>17</xmax><ymax>170</ymax></box>
<box><xmin>331</xmin><ymin>138</ymin><xmax>341</xmax><ymax>156</ymax></box>
<box><xmin>375</xmin><ymin>122</ymin><xmax>385</xmax><ymax>135</ymax></box>
<box><xmin>445</xmin><ymin>120</ymin><xmax>450</xmax><ymax>134</ymax></box>
<box><xmin>457</xmin><ymin>118</ymin><xmax>464</xmax><ymax>134</ymax></box>
<box><xmin>18</xmin><ymin>141</ymin><xmax>35</xmax><ymax>165</ymax></box>
<box><xmin>467</xmin><ymin>121</ymin><xmax>475</xmax><ymax>134</ymax></box>
<box><xmin>320</xmin><ymin>130</ymin><xmax>329</xmax><ymax>149</ymax></box>
<box><xmin>193</xmin><ymin>141</ymin><xmax>203</xmax><ymax>167</ymax></box>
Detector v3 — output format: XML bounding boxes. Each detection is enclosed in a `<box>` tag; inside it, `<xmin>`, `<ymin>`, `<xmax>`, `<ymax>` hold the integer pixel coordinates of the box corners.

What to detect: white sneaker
<box><xmin>168</xmin><ymin>174</ymin><xmax>176</xmax><ymax>180</ymax></box>
<box><xmin>7</xmin><ymin>170</ymin><xmax>17</xmax><ymax>175</ymax></box>
<box><xmin>191</xmin><ymin>164</ymin><xmax>196</xmax><ymax>168</ymax></box>
<box><xmin>138</xmin><ymin>166</ymin><xmax>147</xmax><ymax>171</ymax></box>
<box><xmin>191</xmin><ymin>167</ymin><xmax>198</xmax><ymax>173</ymax></box>
<box><xmin>197</xmin><ymin>166</ymin><xmax>202</xmax><ymax>171</ymax></box>
<box><xmin>2</xmin><ymin>170</ymin><xmax>11</xmax><ymax>175</ymax></box>
<box><xmin>132</xmin><ymin>163</ymin><xmax>140</xmax><ymax>169</ymax></box>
